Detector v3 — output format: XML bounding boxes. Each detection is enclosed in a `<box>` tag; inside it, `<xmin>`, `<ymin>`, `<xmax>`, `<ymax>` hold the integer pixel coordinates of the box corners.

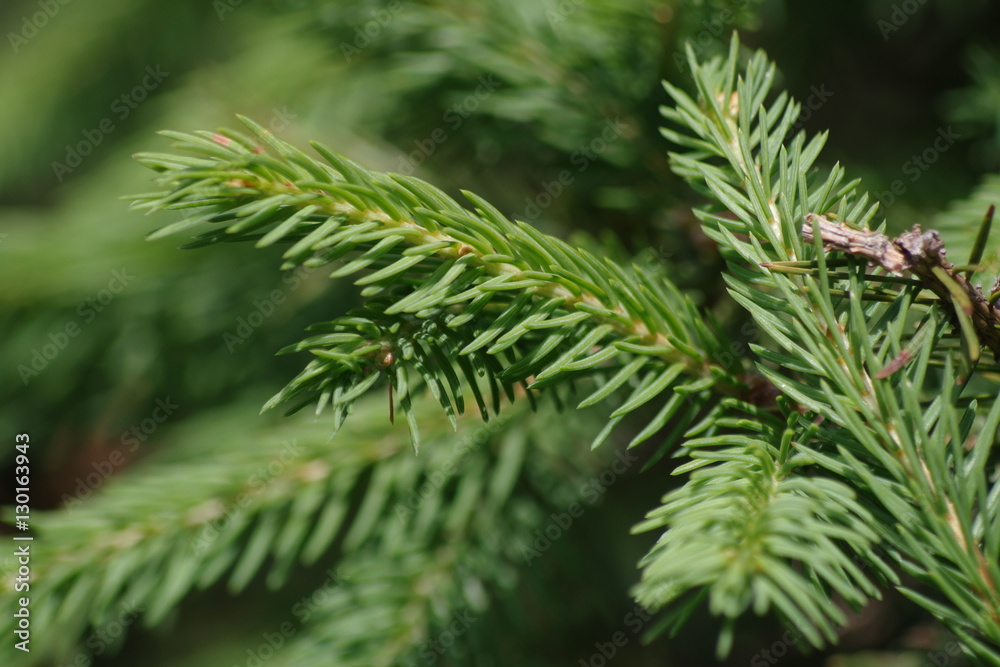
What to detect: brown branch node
<box><xmin>802</xmin><ymin>213</ymin><xmax>1000</xmax><ymax>360</ymax></box>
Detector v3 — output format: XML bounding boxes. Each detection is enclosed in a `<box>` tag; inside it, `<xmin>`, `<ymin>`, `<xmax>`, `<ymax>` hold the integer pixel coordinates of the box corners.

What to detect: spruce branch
<box><xmin>128</xmin><ymin>117</ymin><xmax>744</xmax><ymax>452</ymax></box>
<box><xmin>0</xmin><ymin>398</ymin><xmax>601</xmax><ymax>666</ymax></box>
<box><xmin>655</xmin><ymin>33</ymin><xmax>1000</xmax><ymax>658</ymax></box>
<box><xmin>117</xmin><ymin>31</ymin><xmax>1000</xmax><ymax>660</ymax></box>
<box><xmin>633</xmin><ymin>402</ymin><xmax>887</xmax><ymax>657</ymax></box>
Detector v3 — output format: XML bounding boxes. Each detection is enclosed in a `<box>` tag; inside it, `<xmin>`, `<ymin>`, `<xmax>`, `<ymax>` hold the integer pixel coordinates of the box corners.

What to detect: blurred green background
<box><xmin>1</xmin><ymin>0</ymin><xmax>998</xmax><ymax>664</ymax></box>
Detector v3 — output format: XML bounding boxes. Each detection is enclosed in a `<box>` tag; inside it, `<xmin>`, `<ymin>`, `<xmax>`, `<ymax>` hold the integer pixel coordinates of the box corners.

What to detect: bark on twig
<box><xmin>802</xmin><ymin>213</ymin><xmax>1000</xmax><ymax>360</ymax></box>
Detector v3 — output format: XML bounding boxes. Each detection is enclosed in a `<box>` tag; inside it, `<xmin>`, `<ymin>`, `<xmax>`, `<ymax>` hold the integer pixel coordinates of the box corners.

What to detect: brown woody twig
<box><xmin>802</xmin><ymin>213</ymin><xmax>1000</xmax><ymax>361</ymax></box>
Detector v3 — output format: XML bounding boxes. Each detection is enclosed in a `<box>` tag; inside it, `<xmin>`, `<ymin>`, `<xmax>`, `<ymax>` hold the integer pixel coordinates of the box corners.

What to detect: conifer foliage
<box><xmin>119</xmin><ymin>34</ymin><xmax>1000</xmax><ymax>661</ymax></box>
<box><xmin>3</xmin><ymin>9</ymin><xmax>1000</xmax><ymax>664</ymax></box>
